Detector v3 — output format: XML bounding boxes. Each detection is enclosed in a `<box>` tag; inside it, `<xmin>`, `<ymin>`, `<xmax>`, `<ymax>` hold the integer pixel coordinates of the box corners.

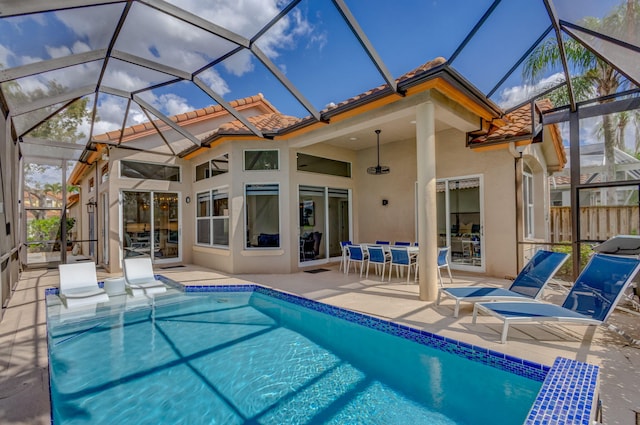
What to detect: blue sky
<box><xmin>0</xmin><ymin>0</ymin><xmax>635</xmax><ymax>158</ymax></box>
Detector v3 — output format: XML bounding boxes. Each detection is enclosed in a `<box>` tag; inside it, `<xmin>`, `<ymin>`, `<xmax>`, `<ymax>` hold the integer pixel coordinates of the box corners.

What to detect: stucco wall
<box><xmin>355</xmin><ymin>127</ymin><xmax>518</xmax><ymax>279</ymax></box>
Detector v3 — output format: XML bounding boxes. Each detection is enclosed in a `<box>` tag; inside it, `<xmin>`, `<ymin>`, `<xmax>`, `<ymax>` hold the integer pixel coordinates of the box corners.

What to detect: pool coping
<box><xmin>45</xmin><ymin>278</ymin><xmax>600</xmax><ymax>425</ymax></box>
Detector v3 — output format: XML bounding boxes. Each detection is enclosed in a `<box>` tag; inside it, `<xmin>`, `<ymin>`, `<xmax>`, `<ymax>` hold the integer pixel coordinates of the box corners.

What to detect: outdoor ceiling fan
<box><xmin>367</xmin><ymin>129</ymin><xmax>390</xmax><ymax>175</ymax></box>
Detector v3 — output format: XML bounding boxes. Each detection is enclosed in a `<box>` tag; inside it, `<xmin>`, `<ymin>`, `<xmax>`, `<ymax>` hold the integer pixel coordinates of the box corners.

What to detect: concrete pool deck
<box><xmin>1</xmin><ymin>263</ymin><xmax>639</xmax><ymax>424</ymax></box>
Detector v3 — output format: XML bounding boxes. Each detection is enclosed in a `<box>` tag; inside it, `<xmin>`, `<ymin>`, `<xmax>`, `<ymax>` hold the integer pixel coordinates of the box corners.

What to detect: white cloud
<box><xmin>157</xmin><ymin>93</ymin><xmax>193</xmax><ymax>116</ymax></box>
<box><xmin>199</xmin><ymin>69</ymin><xmax>230</xmax><ymax>96</ymax></box>
<box><xmin>497</xmin><ymin>73</ymin><xmax>565</xmax><ymax>109</ymax></box>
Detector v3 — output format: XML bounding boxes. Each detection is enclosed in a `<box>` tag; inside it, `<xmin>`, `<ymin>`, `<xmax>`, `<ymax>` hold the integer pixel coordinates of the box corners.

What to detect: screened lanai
<box><xmin>1</xmin><ymin>0</ymin><xmax>640</xmax><ymax>306</ymax></box>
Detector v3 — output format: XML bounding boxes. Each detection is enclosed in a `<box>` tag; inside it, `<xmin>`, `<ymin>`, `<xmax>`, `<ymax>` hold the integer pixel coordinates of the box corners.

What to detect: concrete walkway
<box><xmin>1</xmin><ymin>264</ymin><xmax>639</xmax><ymax>424</ymax></box>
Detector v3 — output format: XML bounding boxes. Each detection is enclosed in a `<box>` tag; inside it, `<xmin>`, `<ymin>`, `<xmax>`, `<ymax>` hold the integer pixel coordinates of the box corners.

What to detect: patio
<box><xmin>1</xmin><ymin>263</ymin><xmax>638</xmax><ymax>424</ymax></box>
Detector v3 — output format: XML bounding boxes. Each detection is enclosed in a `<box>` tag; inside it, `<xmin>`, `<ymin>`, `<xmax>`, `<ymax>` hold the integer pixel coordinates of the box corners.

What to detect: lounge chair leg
<box><xmin>454</xmin><ymin>301</ymin><xmax>460</xmax><ymax>318</ymax></box>
<box><xmin>501</xmin><ymin>322</ymin><xmax>509</xmax><ymax>344</ymax></box>
<box><xmin>472</xmin><ymin>304</ymin><xmax>479</xmax><ymax>323</ymax></box>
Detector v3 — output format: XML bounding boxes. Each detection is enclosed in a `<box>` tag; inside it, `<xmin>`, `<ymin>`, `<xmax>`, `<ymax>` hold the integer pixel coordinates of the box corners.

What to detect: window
<box><xmin>244</xmin><ymin>150</ymin><xmax>279</xmax><ymax>171</ymax></box>
<box><xmin>196</xmin><ymin>189</ymin><xmax>229</xmax><ymax>247</ymax></box>
<box><xmin>296</xmin><ymin>153</ymin><xmax>351</xmax><ymax>177</ymax></box>
<box><xmin>195</xmin><ymin>154</ymin><xmax>229</xmax><ymax>181</ymax></box>
<box><xmin>245</xmin><ymin>184</ymin><xmax>280</xmax><ymax>248</ymax></box>
<box><xmin>121</xmin><ymin>160</ymin><xmax>180</xmax><ymax>181</ymax></box>
<box><xmin>523</xmin><ymin>167</ymin><xmax>534</xmax><ymax>239</ymax></box>
<box><xmin>101</xmin><ymin>164</ymin><xmax>109</xmax><ymax>183</ymax></box>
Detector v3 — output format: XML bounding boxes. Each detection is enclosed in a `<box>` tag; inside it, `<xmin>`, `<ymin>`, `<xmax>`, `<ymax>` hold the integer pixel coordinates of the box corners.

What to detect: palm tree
<box><xmin>523</xmin><ymin>1</ymin><xmax>639</xmax><ymax>191</ymax></box>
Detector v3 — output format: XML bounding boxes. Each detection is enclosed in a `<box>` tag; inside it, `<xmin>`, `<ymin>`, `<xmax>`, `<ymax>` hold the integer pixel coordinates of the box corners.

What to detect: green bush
<box><xmin>552</xmin><ymin>243</ymin><xmax>593</xmax><ymax>281</ymax></box>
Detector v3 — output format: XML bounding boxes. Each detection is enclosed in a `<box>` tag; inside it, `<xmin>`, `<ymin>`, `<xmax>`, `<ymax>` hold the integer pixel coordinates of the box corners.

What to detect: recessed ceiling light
<box><xmin>349</xmin><ymin>137</ymin><xmax>358</xmax><ymax>140</ymax></box>
<box><xmin>410</xmin><ymin>120</ymin><xmax>416</xmax><ymax>124</ymax></box>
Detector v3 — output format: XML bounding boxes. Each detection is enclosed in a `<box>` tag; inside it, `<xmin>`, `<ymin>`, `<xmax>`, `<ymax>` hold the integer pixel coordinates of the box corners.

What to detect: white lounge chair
<box><xmin>473</xmin><ymin>253</ymin><xmax>640</xmax><ymax>343</ymax></box>
<box><xmin>437</xmin><ymin>250</ymin><xmax>569</xmax><ymax>317</ymax></box>
<box><xmin>123</xmin><ymin>257</ymin><xmax>167</xmax><ymax>296</ymax></box>
<box><xmin>58</xmin><ymin>262</ymin><xmax>109</xmax><ymax>308</ymax></box>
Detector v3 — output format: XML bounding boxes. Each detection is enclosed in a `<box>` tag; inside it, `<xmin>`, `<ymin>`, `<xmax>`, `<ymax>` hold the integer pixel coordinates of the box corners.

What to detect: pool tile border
<box><xmin>183</xmin><ymin>283</ymin><xmax>600</xmax><ymax>425</ymax></box>
<box><xmin>46</xmin><ymin>280</ymin><xmax>599</xmax><ymax>424</ymax></box>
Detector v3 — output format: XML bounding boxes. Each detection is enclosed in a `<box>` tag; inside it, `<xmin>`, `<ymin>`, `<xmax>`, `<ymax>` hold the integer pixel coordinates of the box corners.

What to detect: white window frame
<box><xmin>523</xmin><ymin>169</ymin><xmax>534</xmax><ymax>239</ymax></box>
<box><xmin>119</xmin><ymin>159</ymin><xmax>181</xmax><ymax>183</ymax></box>
<box><xmin>244</xmin><ymin>183</ymin><xmax>281</xmax><ymax>249</ymax></box>
<box><xmin>195</xmin><ymin>187</ymin><xmax>229</xmax><ymax>248</ymax></box>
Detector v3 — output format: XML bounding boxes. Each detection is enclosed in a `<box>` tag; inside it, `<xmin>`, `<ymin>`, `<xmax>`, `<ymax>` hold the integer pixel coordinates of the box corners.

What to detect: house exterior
<box><xmin>68</xmin><ymin>59</ymin><xmax>565</xmax><ymax>280</ymax></box>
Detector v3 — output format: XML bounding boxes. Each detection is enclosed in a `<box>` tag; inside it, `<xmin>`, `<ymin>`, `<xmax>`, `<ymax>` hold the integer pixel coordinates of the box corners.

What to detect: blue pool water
<box><xmin>48</xmin><ymin>290</ymin><xmax>542</xmax><ymax>424</ymax></box>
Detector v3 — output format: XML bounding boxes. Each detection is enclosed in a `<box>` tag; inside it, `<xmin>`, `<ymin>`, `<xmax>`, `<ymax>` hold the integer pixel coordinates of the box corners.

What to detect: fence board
<box><xmin>550</xmin><ymin>206</ymin><xmax>640</xmax><ymax>243</ymax></box>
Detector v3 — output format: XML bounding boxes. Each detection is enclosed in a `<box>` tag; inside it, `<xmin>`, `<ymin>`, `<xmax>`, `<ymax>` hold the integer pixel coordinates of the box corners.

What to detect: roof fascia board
<box><xmin>331</xmin><ymin>0</ymin><xmax>400</xmax><ymax>94</ymax></box>
<box><xmin>0</xmin><ymin>0</ymin><xmax>122</xmax><ymax>18</ymax></box>
<box><xmin>250</xmin><ymin>45</ymin><xmax>321</xmax><ymax>121</ymax></box>
<box><xmin>133</xmin><ymin>94</ymin><xmax>202</xmax><ymax>147</ymax></box>
<box><xmin>0</xmin><ymin>49</ymin><xmax>107</xmax><ymax>83</ymax></box>
<box><xmin>193</xmin><ymin>77</ymin><xmax>264</xmax><ymax>138</ymax></box>
<box><xmin>11</xmin><ymin>85</ymin><xmax>94</xmax><ymax>116</ymax></box>
<box><xmin>111</xmin><ymin>50</ymin><xmax>192</xmax><ymax>80</ymax></box>
<box><xmin>138</xmin><ymin>0</ymin><xmax>250</xmax><ymax>48</ymax></box>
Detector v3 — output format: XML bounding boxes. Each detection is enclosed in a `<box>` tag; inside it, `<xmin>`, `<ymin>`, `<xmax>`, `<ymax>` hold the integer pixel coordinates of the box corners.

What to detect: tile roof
<box><xmin>468</xmin><ymin>99</ymin><xmax>554</xmax><ymax>145</ymax></box>
<box><xmin>323</xmin><ymin>57</ymin><xmax>447</xmax><ymax>113</ymax></box>
<box><xmin>93</xmin><ymin>94</ymin><xmax>275</xmax><ymax>143</ymax></box>
<box><xmin>199</xmin><ymin>57</ymin><xmax>449</xmax><ymax>145</ymax></box>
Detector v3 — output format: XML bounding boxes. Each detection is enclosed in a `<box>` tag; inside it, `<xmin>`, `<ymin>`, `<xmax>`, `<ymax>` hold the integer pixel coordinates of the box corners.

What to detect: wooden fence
<box><xmin>550</xmin><ymin>206</ymin><xmax>640</xmax><ymax>242</ymax></box>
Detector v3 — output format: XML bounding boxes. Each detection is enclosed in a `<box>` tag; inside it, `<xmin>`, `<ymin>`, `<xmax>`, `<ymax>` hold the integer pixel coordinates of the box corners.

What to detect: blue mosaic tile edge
<box><xmin>524</xmin><ymin>357</ymin><xmax>599</xmax><ymax>425</ymax></box>
<box><xmin>182</xmin><ymin>283</ymin><xmax>550</xmax><ymax>383</ymax></box>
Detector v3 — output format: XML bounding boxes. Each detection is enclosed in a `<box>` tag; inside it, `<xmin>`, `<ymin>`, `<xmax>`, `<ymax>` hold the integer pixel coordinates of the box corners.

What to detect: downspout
<box><xmin>509</xmin><ymin>142</ymin><xmax>524</xmax><ymax>272</ymax></box>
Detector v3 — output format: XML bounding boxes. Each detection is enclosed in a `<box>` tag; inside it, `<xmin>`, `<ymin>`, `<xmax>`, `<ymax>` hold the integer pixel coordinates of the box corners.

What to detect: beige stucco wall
<box><xmin>354</xmin><ymin>127</ymin><xmax>520</xmax><ymax>279</ymax></box>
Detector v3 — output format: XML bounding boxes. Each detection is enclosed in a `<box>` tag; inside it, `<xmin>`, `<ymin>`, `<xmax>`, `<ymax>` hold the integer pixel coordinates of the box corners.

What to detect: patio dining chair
<box><xmin>394</xmin><ymin>241</ymin><xmax>411</xmax><ymax>246</ymax></box>
<box><xmin>375</xmin><ymin>240</ymin><xmax>390</xmax><ymax>245</ymax></box>
<box><xmin>346</xmin><ymin>245</ymin><xmax>368</xmax><ymax>277</ymax></box>
<box><xmin>366</xmin><ymin>245</ymin><xmax>390</xmax><ymax>281</ymax></box>
<box><xmin>389</xmin><ymin>247</ymin><xmax>417</xmax><ymax>283</ymax></box>
<box><xmin>339</xmin><ymin>240</ymin><xmax>352</xmax><ymax>273</ymax></box>
<box><xmin>437</xmin><ymin>246</ymin><xmax>453</xmax><ymax>287</ymax></box>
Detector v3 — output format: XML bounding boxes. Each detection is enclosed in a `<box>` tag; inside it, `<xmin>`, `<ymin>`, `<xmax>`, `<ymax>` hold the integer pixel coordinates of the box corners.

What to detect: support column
<box><xmin>416</xmin><ymin>99</ymin><xmax>438</xmax><ymax>301</ymax></box>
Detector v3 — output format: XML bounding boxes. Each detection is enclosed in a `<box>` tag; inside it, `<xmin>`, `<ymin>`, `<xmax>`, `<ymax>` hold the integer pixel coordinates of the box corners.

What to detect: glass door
<box><xmin>298</xmin><ymin>186</ymin><xmax>350</xmax><ymax>264</ymax></box>
<box><xmin>299</xmin><ymin>186</ymin><xmax>326</xmax><ymax>263</ymax></box>
<box><xmin>154</xmin><ymin>192</ymin><xmax>179</xmax><ymax>261</ymax></box>
<box><xmin>122</xmin><ymin>191</ymin><xmax>180</xmax><ymax>262</ymax></box>
<box><xmin>437</xmin><ymin>176</ymin><xmax>483</xmax><ymax>271</ymax></box>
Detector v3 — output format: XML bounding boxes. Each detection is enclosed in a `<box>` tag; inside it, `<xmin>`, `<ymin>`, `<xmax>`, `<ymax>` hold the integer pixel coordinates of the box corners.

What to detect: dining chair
<box><xmin>366</xmin><ymin>245</ymin><xmax>390</xmax><ymax>281</ymax></box>
<box><xmin>346</xmin><ymin>245</ymin><xmax>368</xmax><ymax>277</ymax></box>
<box><xmin>437</xmin><ymin>246</ymin><xmax>454</xmax><ymax>287</ymax></box>
<box><xmin>339</xmin><ymin>241</ymin><xmax>352</xmax><ymax>273</ymax></box>
<box><xmin>389</xmin><ymin>247</ymin><xmax>417</xmax><ymax>283</ymax></box>
<box><xmin>375</xmin><ymin>240</ymin><xmax>390</xmax><ymax>245</ymax></box>
<box><xmin>394</xmin><ymin>241</ymin><xmax>411</xmax><ymax>246</ymax></box>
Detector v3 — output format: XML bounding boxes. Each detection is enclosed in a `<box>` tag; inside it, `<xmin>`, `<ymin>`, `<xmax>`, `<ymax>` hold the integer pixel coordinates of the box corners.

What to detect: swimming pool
<box><xmin>46</xmin><ymin>283</ymin><xmax>598</xmax><ymax>424</ymax></box>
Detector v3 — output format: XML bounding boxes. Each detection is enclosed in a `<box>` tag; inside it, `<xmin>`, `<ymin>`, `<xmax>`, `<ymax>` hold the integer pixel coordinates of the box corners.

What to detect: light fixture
<box><xmin>367</xmin><ymin>129</ymin><xmax>390</xmax><ymax>175</ymax></box>
<box><xmin>86</xmin><ymin>200</ymin><xmax>97</xmax><ymax>213</ymax></box>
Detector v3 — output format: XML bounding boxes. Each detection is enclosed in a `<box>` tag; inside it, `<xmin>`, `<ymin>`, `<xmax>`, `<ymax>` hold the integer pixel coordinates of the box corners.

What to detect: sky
<box><xmin>1</xmin><ymin>0</ymin><xmax>637</xmax><ymax>184</ymax></box>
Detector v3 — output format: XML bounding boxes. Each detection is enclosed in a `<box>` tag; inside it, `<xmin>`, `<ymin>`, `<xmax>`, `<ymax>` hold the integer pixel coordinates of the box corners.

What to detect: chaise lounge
<box><xmin>472</xmin><ymin>253</ymin><xmax>640</xmax><ymax>343</ymax></box>
<box><xmin>58</xmin><ymin>261</ymin><xmax>110</xmax><ymax>308</ymax></box>
<box><xmin>123</xmin><ymin>257</ymin><xmax>167</xmax><ymax>297</ymax></box>
<box><xmin>437</xmin><ymin>250</ymin><xmax>569</xmax><ymax>317</ymax></box>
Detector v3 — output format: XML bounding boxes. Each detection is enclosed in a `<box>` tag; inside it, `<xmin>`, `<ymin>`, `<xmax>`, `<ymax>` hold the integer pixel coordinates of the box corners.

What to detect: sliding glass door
<box><xmin>437</xmin><ymin>176</ymin><xmax>484</xmax><ymax>271</ymax></box>
<box><xmin>122</xmin><ymin>191</ymin><xmax>180</xmax><ymax>262</ymax></box>
<box><xmin>298</xmin><ymin>186</ymin><xmax>350</xmax><ymax>264</ymax></box>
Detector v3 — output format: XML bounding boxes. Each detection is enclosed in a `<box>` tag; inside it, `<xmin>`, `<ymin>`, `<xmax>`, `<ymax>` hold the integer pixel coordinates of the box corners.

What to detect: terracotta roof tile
<box><xmin>323</xmin><ymin>57</ymin><xmax>447</xmax><ymax>113</ymax></box>
<box><xmin>469</xmin><ymin>99</ymin><xmax>554</xmax><ymax>144</ymax></box>
<box><xmin>92</xmin><ymin>94</ymin><xmax>274</xmax><ymax>142</ymax></box>
<box><xmin>203</xmin><ymin>113</ymin><xmax>303</xmax><ymax>141</ymax></box>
